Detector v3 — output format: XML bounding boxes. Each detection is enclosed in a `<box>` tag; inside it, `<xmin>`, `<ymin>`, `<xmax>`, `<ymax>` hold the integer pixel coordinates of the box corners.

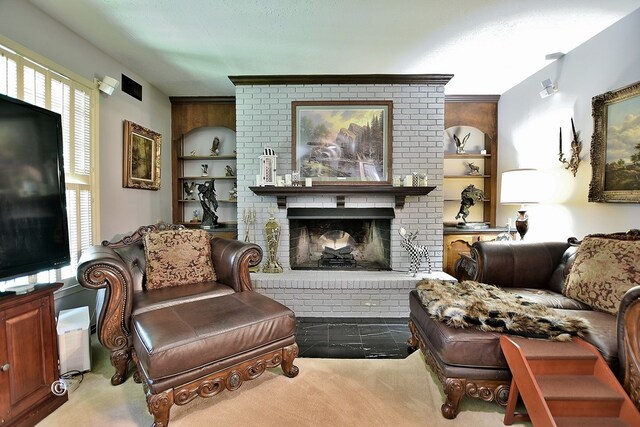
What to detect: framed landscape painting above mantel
<box><xmin>589</xmin><ymin>80</ymin><xmax>640</xmax><ymax>203</ymax></box>
<box><xmin>292</xmin><ymin>101</ymin><xmax>392</xmax><ymax>185</ymax></box>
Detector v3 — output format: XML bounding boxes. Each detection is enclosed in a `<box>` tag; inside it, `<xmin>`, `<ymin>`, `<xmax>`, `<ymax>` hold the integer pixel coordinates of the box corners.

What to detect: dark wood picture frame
<box><xmin>292</xmin><ymin>100</ymin><xmax>392</xmax><ymax>185</ymax></box>
<box><xmin>589</xmin><ymin>81</ymin><xmax>640</xmax><ymax>203</ymax></box>
<box><xmin>123</xmin><ymin>120</ymin><xmax>162</xmax><ymax>190</ymax></box>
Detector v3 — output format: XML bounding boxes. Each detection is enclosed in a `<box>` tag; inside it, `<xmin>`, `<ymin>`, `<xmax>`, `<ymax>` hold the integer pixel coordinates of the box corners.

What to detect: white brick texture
<box><xmin>235</xmin><ymin>82</ymin><xmax>445</xmax><ymax>317</ymax></box>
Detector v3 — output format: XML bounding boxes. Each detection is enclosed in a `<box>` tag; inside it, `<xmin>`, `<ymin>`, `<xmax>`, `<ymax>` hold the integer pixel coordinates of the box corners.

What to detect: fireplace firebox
<box><xmin>288</xmin><ymin>208</ymin><xmax>394</xmax><ymax>271</ymax></box>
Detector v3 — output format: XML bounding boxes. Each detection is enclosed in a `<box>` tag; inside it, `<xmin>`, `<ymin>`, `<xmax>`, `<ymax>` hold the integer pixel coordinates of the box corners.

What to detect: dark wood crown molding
<box><xmin>445</xmin><ymin>94</ymin><xmax>500</xmax><ymax>103</ymax></box>
<box><xmin>169</xmin><ymin>96</ymin><xmax>235</xmax><ymax>104</ymax></box>
<box><xmin>229</xmin><ymin>74</ymin><xmax>454</xmax><ymax>86</ymax></box>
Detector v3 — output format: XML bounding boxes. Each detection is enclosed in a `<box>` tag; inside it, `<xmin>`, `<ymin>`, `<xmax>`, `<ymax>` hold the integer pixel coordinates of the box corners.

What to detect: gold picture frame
<box><xmin>292</xmin><ymin>101</ymin><xmax>392</xmax><ymax>185</ymax></box>
<box><xmin>589</xmin><ymin>80</ymin><xmax>640</xmax><ymax>203</ymax></box>
<box><xmin>123</xmin><ymin>120</ymin><xmax>161</xmax><ymax>190</ymax></box>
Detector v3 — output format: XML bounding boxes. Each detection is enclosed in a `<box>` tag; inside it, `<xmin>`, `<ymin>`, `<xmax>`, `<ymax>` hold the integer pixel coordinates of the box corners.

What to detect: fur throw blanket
<box><xmin>416</xmin><ymin>279</ymin><xmax>590</xmax><ymax>341</ymax></box>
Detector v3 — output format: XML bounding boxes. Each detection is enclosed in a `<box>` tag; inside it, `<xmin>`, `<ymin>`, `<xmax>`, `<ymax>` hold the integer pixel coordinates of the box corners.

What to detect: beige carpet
<box><xmin>38</xmin><ymin>338</ymin><xmax>529</xmax><ymax>427</ymax></box>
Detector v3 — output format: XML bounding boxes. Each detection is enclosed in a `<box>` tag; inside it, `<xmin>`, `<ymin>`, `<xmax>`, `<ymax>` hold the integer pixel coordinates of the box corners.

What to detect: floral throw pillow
<box><xmin>143</xmin><ymin>229</ymin><xmax>216</xmax><ymax>289</ymax></box>
<box><xmin>562</xmin><ymin>234</ymin><xmax>640</xmax><ymax>315</ymax></box>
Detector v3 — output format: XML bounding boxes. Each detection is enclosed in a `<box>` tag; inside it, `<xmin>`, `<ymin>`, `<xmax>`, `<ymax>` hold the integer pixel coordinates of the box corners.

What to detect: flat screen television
<box><xmin>0</xmin><ymin>93</ymin><xmax>70</xmax><ymax>281</ymax></box>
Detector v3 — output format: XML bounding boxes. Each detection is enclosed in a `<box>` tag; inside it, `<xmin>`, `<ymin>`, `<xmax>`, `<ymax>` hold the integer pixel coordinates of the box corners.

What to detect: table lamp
<box><xmin>500</xmin><ymin>169</ymin><xmax>540</xmax><ymax>240</ymax></box>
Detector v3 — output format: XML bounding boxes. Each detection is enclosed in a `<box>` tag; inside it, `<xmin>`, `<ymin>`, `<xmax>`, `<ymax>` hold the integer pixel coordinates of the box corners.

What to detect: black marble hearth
<box><xmin>295</xmin><ymin>317</ymin><xmax>413</xmax><ymax>359</ymax></box>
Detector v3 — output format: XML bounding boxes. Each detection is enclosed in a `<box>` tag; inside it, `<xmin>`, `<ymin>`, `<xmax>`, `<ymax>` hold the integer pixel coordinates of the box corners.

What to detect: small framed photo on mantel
<box><xmin>123</xmin><ymin>120</ymin><xmax>162</xmax><ymax>190</ymax></box>
<box><xmin>291</xmin><ymin>100</ymin><xmax>392</xmax><ymax>185</ymax></box>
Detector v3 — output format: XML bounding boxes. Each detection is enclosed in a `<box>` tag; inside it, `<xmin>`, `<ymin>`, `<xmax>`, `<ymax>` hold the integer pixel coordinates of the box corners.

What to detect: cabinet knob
<box><xmin>1</xmin><ymin>363</ymin><xmax>9</xmax><ymax>372</ymax></box>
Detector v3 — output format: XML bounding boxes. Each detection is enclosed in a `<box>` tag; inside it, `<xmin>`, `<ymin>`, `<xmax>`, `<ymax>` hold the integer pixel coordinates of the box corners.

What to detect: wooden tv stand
<box><xmin>0</xmin><ymin>283</ymin><xmax>67</xmax><ymax>426</ymax></box>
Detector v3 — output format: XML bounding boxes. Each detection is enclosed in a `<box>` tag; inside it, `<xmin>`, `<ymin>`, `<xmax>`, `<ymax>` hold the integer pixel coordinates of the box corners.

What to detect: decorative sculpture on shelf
<box><xmin>225</xmin><ymin>165</ymin><xmax>234</xmax><ymax>176</ymax></box>
<box><xmin>260</xmin><ymin>147</ymin><xmax>277</xmax><ymax>186</ymax></box>
<box><xmin>455</xmin><ymin>184</ymin><xmax>485</xmax><ymax>223</ymax></box>
<box><xmin>466</xmin><ymin>162</ymin><xmax>481</xmax><ymax>175</ymax></box>
<box><xmin>197</xmin><ymin>179</ymin><xmax>218</xmax><ymax>229</ymax></box>
<box><xmin>291</xmin><ymin>170</ymin><xmax>301</xmax><ymax>186</ymax></box>
<box><xmin>558</xmin><ymin>118</ymin><xmax>582</xmax><ymax>177</ymax></box>
<box><xmin>243</xmin><ymin>208</ymin><xmax>257</xmax><ymax>243</ymax></box>
<box><xmin>200</xmin><ymin>164</ymin><xmax>209</xmax><ymax>176</ymax></box>
<box><xmin>183</xmin><ymin>181</ymin><xmax>196</xmax><ymax>200</ymax></box>
<box><xmin>191</xmin><ymin>209</ymin><xmax>200</xmax><ymax>223</ymax></box>
<box><xmin>190</xmin><ymin>150</ymin><xmax>197</xmax><ymax>157</ymax></box>
<box><xmin>399</xmin><ymin>227</ymin><xmax>432</xmax><ymax>277</ymax></box>
<box><xmin>454</xmin><ymin>132</ymin><xmax>470</xmax><ymax>154</ymax></box>
<box><xmin>210</xmin><ymin>137</ymin><xmax>220</xmax><ymax>156</ymax></box>
<box><xmin>229</xmin><ymin>185</ymin><xmax>237</xmax><ymax>201</ymax></box>
<box><xmin>263</xmin><ymin>211</ymin><xmax>283</xmax><ymax>273</ymax></box>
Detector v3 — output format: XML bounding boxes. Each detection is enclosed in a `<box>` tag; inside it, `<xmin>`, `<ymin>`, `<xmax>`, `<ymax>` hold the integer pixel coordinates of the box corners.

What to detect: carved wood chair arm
<box><xmin>210</xmin><ymin>238</ymin><xmax>263</xmax><ymax>292</ymax></box>
<box><xmin>454</xmin><ymin>253</ymin><xmax>477</xmax><ymax>281</ymax></box>
<box><xmin>76</xmin><ymin>245</ymin><xmax>133</xmax><ymax>352</ymax></box>
<box><xmin>618</xmin><ymin>285</ymin><xmax>640</xmax><ymax>410</ymax></box>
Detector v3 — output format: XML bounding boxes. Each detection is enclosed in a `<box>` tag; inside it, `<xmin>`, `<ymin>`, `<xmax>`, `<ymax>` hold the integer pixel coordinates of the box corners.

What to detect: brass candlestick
<box><xmin>558</xmin><ymin>118</ymin><xmax>581</xmax><ymax>177</ymax></box>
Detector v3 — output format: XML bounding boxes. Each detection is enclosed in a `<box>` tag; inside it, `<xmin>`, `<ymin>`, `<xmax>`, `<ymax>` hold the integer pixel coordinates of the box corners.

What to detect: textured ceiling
<box><xmin>29</xmin><ymin>0</ymin><xmax>640</xmax><ymax>96</ymax></box>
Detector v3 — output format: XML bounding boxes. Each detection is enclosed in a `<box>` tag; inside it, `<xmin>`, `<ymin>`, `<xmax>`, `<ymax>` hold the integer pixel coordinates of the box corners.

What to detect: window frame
<box><xmin>0</xmin><ymin>35</ymin><xmax>100</xmax><ymax>290</ymax></box>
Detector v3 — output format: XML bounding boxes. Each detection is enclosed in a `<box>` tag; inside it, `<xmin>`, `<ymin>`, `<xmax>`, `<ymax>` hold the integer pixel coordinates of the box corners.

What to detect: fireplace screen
<box><xmin>288</xmin><ymin>208</ymin><xmax>393</xmax><ymax>271</ymax></box>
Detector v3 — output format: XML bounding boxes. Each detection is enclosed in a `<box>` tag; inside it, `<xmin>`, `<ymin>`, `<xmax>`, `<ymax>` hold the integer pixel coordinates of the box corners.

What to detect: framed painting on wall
<box><xmin>123</xmin><ymin>120</ymin><xmax>162</xmax><ymax>190</ymax></box>
<box><xmin>589</xmin><ymin>80</ymin><xmax>640</xmax><ymax>203</ymax></box>
<box><xmin>292</xmin><ymin>101</ymin><xmax>392</xmax><ymax>184</ymax></box>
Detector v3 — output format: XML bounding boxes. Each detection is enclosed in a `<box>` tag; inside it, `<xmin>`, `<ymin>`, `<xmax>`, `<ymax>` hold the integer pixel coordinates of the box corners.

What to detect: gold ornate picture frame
<box><xmin>589</xmin><ymin>80</ymin><xmax>640</xmax><ymax>203</ymax></box>
<box><xmin>123</xmin><ymin>120</ymin><xmax>161</xmax><ymax>190</ymax></box>
<box><xmin>292</xmin><ymin>100</ymin><xmax>392</xmax><ymax>185</ymax></box>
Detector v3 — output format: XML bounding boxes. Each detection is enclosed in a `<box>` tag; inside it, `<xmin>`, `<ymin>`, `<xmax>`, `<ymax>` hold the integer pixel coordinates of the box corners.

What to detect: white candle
<box><xmin>305</xmin><ymin>178</ymin><xmax>312</xmax><ymax>187</ymax></box>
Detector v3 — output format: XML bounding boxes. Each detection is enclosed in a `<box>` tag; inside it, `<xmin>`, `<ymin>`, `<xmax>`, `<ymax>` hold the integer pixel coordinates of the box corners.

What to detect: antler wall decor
<box><xmin>558</xmin><ymin>118</ymin><xmax>582</xmax><ymax>177</ymax></box>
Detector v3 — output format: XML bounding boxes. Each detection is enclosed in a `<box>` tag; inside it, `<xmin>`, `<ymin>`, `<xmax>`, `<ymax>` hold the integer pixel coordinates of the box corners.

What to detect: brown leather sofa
<box><xmin>408</xmin><ymin>236</ymin><xmax>640</xmax><ymax>419</ymax></box>
<box><xmin>76</xmin><ymin>223</ymin><xmax>264</xmax><ymax>385</ymax></box>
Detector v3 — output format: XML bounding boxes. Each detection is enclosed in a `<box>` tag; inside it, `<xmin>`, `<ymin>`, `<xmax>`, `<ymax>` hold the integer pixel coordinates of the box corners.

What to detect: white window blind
<box><xmin>0</xmin><ymin>43</ymin><xmax>97</xmax><ymax>286</ymax></box>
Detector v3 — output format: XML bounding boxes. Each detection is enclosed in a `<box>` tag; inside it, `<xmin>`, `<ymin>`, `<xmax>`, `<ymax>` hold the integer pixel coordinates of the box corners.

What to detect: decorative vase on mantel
<box><xmin>263</xmin><ymin>214</ymin><xmax>283</xmax><ymax>273</ymax></box>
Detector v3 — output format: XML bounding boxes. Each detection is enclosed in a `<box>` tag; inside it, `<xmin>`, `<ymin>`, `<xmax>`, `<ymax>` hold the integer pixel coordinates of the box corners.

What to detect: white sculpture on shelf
<box><xmin>260</xmin><ymin>147</ymin><xmax>277</xmax><ymax>186</ymax></box>
<box><xmin>399</xmin><ymin>227</ymin><xmax>432</xmax><ymax>277</ymax></box>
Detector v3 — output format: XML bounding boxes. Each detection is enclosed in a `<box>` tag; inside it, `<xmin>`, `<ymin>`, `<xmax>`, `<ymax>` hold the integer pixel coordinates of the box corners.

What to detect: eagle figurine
<box><xmin>183</xmin><ymin>181</ymin><xmax>196</xmax><ymax>200</ymax></box>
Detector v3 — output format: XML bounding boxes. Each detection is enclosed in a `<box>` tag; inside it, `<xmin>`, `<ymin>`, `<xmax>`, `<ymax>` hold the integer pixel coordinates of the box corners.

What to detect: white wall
<box><xmin>0</xmin><ymin>0</ymin><xmax>172</xmax><ymax>242</ymax></box>
<box><xmin>498</xmin><ymin>8</ymin><xmax>640</xmax><ymax>241</ymax></box>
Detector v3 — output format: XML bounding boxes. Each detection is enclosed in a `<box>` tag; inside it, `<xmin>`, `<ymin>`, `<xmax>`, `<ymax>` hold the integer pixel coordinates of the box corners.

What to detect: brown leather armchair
<box><xmin>77</xmin><ymin>223</ymin><xmax>263</xmax><ymax>385</ymax></box>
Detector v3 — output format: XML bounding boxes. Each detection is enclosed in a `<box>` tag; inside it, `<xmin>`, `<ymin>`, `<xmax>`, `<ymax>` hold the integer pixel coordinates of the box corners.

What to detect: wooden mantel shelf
<box><xmin>249</xmin><ymin>185</ymin><xmax>436</xmax><ymax>209</ymax></box>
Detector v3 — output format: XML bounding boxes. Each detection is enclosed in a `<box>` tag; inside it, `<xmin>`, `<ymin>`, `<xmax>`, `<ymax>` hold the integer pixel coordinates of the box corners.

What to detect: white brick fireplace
<box><xmin>231</xmin><ymin>75</ymin><xmax>450</xmax><ymax>317</ymax></box>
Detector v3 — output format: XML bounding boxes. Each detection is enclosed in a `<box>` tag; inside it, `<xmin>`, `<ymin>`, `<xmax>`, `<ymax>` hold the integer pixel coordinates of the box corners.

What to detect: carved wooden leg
<box><xmin>407</xmin><ymin>319</ymin><xmax>419</xmax><ymax>349</ymax></box>
<box><xmin>147</xmin><ymin>390</ymin><xmax>174</xmax><ymax>427</ymax></box>
<box><xmin>441</xmin><ymin>378</ymin><xmax>465</xmax><ymax>419</ymax></box>
<box><xmin>131</xmin><ymin>349</ymin><xmax>142</xmax><ymax>383</ymax></box>
<box><xmin>281</xmin><ymin>343</ymin><xmax>299</xmax><ymax>378</ymax></box>
<box><xmin>109</xmin><ymin>348</ymin><xmax>130</xmax><ymax>386</ymax></box>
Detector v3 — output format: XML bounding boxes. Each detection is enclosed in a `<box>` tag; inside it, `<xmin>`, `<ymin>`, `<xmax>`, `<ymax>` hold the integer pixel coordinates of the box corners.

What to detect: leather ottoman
<box><xmin>132</xmin><ymin>291</ymin><xmax>299</xmax><ymax>426</ymax></box>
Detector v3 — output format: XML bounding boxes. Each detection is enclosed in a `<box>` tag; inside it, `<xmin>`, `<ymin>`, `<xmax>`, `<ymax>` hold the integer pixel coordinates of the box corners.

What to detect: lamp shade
<box><xmin>500</xmin><ymin>169</ymin><xmax>540</xmax><ymax>205</ymax></box>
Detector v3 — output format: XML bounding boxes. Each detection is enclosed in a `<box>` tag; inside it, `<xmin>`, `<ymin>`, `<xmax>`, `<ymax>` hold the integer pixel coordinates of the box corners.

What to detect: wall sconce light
<box><xmin>558</xmin><ymin>118</ymin><xmax>581</xmax><ymax>176</ymax></box>
<box><xmin>97</xmin><ymin>75</ymin><xmax>119</xmax><ymax>95</ymax></box>
<box><xmin>539</xmin><ymin>78</ymin><xmax>558</xmax><ymax>98</ymax></box>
